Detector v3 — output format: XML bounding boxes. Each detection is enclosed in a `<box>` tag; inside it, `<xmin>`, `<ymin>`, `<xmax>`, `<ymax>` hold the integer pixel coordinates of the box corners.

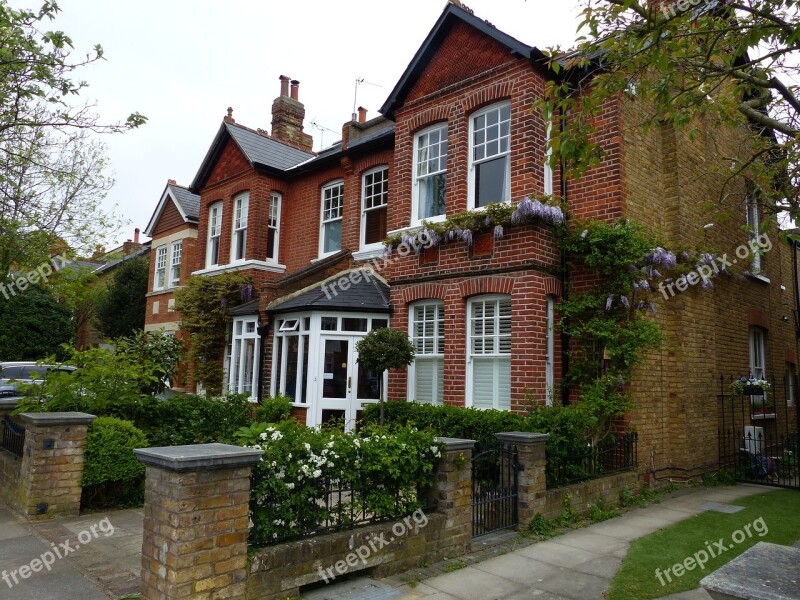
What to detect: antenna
<box><xmin>309</xmin><ymin>119</ymin><xmax>339</xmax><ymax>148</ymax></box>
<box><xmin>353</xmin><ymin>77</ymin><xmax>382</xmax><ymax>119</ymax></box>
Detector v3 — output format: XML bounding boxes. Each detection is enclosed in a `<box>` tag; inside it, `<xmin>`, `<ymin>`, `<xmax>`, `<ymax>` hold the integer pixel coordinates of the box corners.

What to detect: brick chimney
<box><xmin>357</xmin><ymin>106</ymin><xmax>368</xmax><ymax>124</ymax></box>
<box><xmin>123</xmin><ymin>228</ymin><xmax>144</xmax><ymax>256</ymax></box>
<box><xmin>271</xmin><ymin>75</ymin><xmax>314</xmax><ymax>152</ymax></box>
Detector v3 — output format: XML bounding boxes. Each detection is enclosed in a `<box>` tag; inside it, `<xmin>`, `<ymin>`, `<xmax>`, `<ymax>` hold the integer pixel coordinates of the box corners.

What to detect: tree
<box><xmin>355</xmin><ymin>328</ymin><xmax>415</xmax><ymax>425</ymax></box>
<box><xmin>94</xmin><ymin>257</ymin><xmax>148</xmax><ymax>339</ymax></box>
<box><xmin>0</xmin><ymin>285</ymin><xmax>72</xmax><ymax>359</ymax></box>
<box><xmin>536</xmin><ymin>0</ymin><xmax>799</xmax><ymax>221</ymax></box>
<box><xmin>0</xmin><ymin>1</ymin><xmax>146</xmax><ymax>280</ymax></box>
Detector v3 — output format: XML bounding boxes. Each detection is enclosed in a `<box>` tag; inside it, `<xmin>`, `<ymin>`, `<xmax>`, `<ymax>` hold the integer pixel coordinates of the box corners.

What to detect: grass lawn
<box><xmin>607</xmin><ymin>490</ymin><xmax>800</xmax><ymax>599</ymax></box>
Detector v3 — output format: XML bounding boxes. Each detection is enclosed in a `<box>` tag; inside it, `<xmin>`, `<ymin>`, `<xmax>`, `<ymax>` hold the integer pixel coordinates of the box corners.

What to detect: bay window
<box><xmin>273</xmin><ymin>317</ymin><xmax>311</xmax><ymax>404</ymax></box>
<box><xmin>467</xmin><ymin>295</ymin><xmax>512</xmax><ymax>410</ymax></box>
<box><xmin>409</xmin><ymin>301</ymin><xmax>444</xmax><ymax>405</ymax></box>
<box><xmin>228</xmin><ymin>317</ymin><xmax>259</xmax><ymax>399</ymax></box>
<box><xmin>469</xmin><ymin>102</ymin><xmax>511</xmax><ymax>208</ymax></box>
<box><xmin>413</xmin><ymin>123</ymin><xmax>448</xmax><ymax>223</ymax></box>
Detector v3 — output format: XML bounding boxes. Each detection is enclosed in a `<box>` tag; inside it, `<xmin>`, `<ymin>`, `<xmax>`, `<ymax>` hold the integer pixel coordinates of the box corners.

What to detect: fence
<box><xmin>1</xmin><ymin>414</ymin><xmax>25</xmax><ymax>457</ymax></box>
<box><xmin>547</xmin><ymin>432</ymin><xmax>638</xmax><ymax>488</ymax></box>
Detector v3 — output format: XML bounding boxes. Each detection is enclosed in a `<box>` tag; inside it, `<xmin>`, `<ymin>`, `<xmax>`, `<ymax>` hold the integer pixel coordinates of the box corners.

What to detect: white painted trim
<box><xmin>192</xmin><ymin>260</ymin><xmax>286</xmax><ymax>277</ymax></box>
<box><xmin>467</xmin><ymin>101</ymin><xmax>511</xmax><ymax>210</ymax></box>
<box><xmin>412</xmin><ymin>123</ymin><xmax>449</xmax><ymax>227</ymax></box>
<box><xmin>352</xmin><ymin>247</ymin><xmax>386</xmax><ymax>261</ymax></box>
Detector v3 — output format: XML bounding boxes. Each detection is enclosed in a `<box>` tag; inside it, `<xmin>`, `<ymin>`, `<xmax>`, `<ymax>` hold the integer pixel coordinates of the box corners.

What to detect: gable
<box><xmin>405</xmin><ymin>20</ymin><xmax>519</xmax><ymax>104</ymax></box>
<box><xmin>207</xmin><ymin>138</ymin><xmax>251</xmax><ymax>186</ymax></box>
<box><xmin>152</xmin><ymin>199</ymin><xmax>185</xmax><ymax>237</ymax></box>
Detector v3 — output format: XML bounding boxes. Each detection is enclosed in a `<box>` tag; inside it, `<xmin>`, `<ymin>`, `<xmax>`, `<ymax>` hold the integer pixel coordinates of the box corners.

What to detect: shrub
<box><xmin>588</xmin><ymin>498</ymin><xmax>619</xmax><ymax>522</ymax></box>
<box><xmin>81</xmin><ymin>417</ymin><xmax>147</xmax><ymax>508</ymax></box>
<box><xmin>255</xmin><ymin>394</ymin><xmax>292</xmax><ymax>424</ymax></box>
<box><xmin>236</xmin><ymin>420</ymin><xmax>441</xmax><ymax>546</ymax></box>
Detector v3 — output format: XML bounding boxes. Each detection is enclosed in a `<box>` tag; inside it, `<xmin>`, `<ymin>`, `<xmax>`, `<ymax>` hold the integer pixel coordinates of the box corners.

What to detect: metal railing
<box><xmin>1</xmin><ymin>414</ymin><xmax>25</xmax><ymax>458</ymax></box>
<box><xmin>548</xmin><ymin>432</ymin><xmax>638</xmax><ymax>488</ymax></box>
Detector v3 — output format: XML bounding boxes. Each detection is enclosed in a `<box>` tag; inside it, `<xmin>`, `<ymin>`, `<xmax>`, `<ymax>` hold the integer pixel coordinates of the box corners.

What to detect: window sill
<box><xmin>353</xmin><ymin>247</ymin><xmax>386</xmax><ymax>261</ymax></box>
<box><xmin>746</xmin><ymin>273</ymin><xmax>771</xmax><ymax>285</ymax></box>
<box><xmin>147</xmin><ymin>288</ymin><xmax>178</xmax><ymax>298</ymax></box>
<box><xmin>192</xmin><ymin>261</ymin><xmax>287</xmax><ymax>277</ymax></box>
<box><xmin>311</xmin><ymin>252</ymin><xmax>343</xmax><ymax>263</ymax></box>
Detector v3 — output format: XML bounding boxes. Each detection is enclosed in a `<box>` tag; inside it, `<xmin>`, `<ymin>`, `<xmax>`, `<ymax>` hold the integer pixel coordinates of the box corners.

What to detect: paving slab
<box><xmin>535</xmin><ymin>569</ymin><xmax>611</xmax><ymax>599</ymax></box>
<box><xmin>421</xmin><ymin>566</ymin><xmax>525</xmax><ymax>600</ymax></box>
<box><xmin>303</xmin><ymin>577</ymin><xmax>404</xmax><ymax>600</ymax></box>
<box><xmin>548</xmin><ymin>530</ymin><xmax>630</xmax><ymax>554</ymax></box>
<box><xmin>471</xmin><ymin>553</ymin><xmax>563</xmax><ymax>585</ymax></box>
<box><xmin>516</xmin><ymin>541</ymin><xmax>602</xmax><ymax>568</ymax></box>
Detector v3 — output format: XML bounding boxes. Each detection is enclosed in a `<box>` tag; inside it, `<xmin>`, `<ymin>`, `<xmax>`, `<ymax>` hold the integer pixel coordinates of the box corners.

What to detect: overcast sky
<box><xmin>37</xmin><ymin>0</ymin><xmax>582</xmax><ymax>247</ymax></box>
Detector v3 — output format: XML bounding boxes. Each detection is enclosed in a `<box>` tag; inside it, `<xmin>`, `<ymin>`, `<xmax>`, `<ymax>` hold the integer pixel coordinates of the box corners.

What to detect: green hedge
<box><xmin>361</xmin><ymin>401</ymin><xmax>596</xmax><ymax>485</ymax></box>
<box><xmin>81</xmin><ymin>417</ymin><xmax>147</xmax><ymax>508</ymax></box>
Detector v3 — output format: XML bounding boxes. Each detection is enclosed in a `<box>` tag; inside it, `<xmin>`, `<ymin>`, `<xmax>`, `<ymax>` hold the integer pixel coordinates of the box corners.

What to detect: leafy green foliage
<box><xmin>254</xmin><ymin>394</ymin><xmax>292</xmax><ymax>423</ymax></box>
<box><xmin>174</xmin><ymin>273</ymin><xmax>254</xmax><ymax>394</ymax></box>
<box><xmin>0</xmin><ymin>285</ymin><xmax>72</xmax><ymax>360</ymax></box>
<box><xmin>356</xmin><ymin>327</ymin><xmax>415</xmax><ymax>425</ymax></box>
<box><xmin>236</xmin><ymin>420</ymin><xmax>441</xmax><ymax>546</ymax></box>
<box><xmin>588</xmin><ymin>498</ymin><xmax>620</xmax><ymax>522</ymax></box>
<box><xmin>701</xmin><ymin>470</ymin><xmax>737</xmax><ymax>487</ymax></box>
<box><xmin>528</xmin><ymin>513</ymin><xmax>559</xmax><ymax>538</ymax></box>
<box><xmin>95</xmin><ymin>257</ymin><xmax>148</xmax><ymax>339</ymax></box>
<box><xmin>536</xmin><ymin>1</ymin><xmax>799</xmax><ymax>220</ymax></box>
<box><xmin>81</xmin><ymin>417</ymin><xmax>147</xmax><ymax>508</ymax></box>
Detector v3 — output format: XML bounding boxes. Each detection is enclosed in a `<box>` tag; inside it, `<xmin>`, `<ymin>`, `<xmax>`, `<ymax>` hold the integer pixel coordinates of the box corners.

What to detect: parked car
<box><xmin>0</xmin><ymin>362</ymin><xmax>77</xmax><ymax>397</ymax></box>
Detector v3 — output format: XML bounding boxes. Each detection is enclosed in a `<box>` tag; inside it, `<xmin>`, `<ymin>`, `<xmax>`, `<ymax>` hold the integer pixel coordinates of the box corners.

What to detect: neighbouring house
<box><xmin>146</xmin><ymin>2</ymin><xmax>798</xmax><ymax>480</ymax></box>
<box><xmin>142</xmin><ymin>180</ymin><xmax>199</xmax><ymax>391</ymax></box>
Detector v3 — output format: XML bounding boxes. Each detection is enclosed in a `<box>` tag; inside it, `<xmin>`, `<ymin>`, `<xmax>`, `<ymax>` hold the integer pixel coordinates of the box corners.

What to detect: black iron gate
<box><xmin>471</xmin><ymin>442</ymin><xmax>520</xmax><ymax>537</ymax></box>
<box><xmin>718</xmin><ymin>375</ymin><xmax>800</xmax><ymax>489</ymax></box>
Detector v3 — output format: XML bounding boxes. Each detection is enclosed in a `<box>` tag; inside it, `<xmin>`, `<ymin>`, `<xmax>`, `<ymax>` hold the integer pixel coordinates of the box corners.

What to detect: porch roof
<box><xmin>266</xmin><ymin>270</ymin><xmax>391</xmax><ymax>315</ymax></box>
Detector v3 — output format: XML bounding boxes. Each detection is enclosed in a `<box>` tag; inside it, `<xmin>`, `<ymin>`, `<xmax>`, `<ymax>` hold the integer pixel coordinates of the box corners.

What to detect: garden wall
<box><xmin>541</xmin><ymin>471</ymin><xmax>640</xmax><ymax>521</ymax></box>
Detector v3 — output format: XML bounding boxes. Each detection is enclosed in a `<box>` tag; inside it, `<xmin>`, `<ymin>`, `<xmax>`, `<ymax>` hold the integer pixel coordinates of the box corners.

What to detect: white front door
<box><xmin>316</xmin><ymin>335</ymin><xmax>381</xmax><ymax>429</ymax></box>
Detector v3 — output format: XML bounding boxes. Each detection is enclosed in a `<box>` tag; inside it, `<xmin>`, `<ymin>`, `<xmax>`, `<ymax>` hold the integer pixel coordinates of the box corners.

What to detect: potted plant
<box><xmin>355</xmin><ymin>328</ymin><xmax>415</xmax><ymax>426</ymax></box>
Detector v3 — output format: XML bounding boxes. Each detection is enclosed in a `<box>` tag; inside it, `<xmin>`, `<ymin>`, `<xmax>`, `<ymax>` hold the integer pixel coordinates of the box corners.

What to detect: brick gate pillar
<box><xmin>496</xmin><ymin>432</ymin><xmax>549</xmax><ymax>528</ymax></box>
<box><xmin>134</xmin><ymin>443</ymin><xmax>262</xmax><ymax>600</ymax></box>
<box><xmin>17</xmin><ymin>412</ymin><xmax>96</xmax><ymax>518</ymax></box>
<box><xmin>426</xmin><ymin>437</ymin><xmax>475</xmax><ymax>556</ymax></box>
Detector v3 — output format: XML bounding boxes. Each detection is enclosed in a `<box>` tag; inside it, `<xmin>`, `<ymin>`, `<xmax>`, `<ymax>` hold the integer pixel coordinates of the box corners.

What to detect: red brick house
<box><xmin>147</xmin><ymin>2</ymin><xmax>798</xmax><ymax>479</ymax></box>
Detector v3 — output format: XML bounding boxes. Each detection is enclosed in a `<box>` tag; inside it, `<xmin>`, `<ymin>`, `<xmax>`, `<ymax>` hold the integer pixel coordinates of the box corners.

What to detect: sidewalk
<box><xmin>391</xmin><ymin>484</ymin><xmax>773</xmax><ymax>600</ymax></box>
<box><xmin>0</xmin><ymin>505</ymin><xmax>142</xmax><ymax>599</ymax></box>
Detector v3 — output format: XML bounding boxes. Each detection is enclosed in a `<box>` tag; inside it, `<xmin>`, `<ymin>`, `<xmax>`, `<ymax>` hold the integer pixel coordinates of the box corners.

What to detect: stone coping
<box><xmin>496</xmin><ymin>431</ymin><xmax>550</xmax><ymax>444</ymax></box>
<box><xmin>436</xmin><ymin>437</ymin><xmax>476</xmax><ymax>451</ymax></box>
<box><xmin>135</xmin><ymin>443</ymin><xmax>262</xmax><ymax>471</ymax></box>
<box><xmin>700</xmin><ymin>542</ymin><xmax>800</xmax><ymax>599</ymax></box>
<box><xmin>19</xmin><ymin>412</ymin><xmax>96</xmax><ymax>426</ymax></box>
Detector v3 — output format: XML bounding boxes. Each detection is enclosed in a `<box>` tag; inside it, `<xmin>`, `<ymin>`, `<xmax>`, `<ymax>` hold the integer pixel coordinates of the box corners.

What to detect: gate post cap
<box><xmin>496</xmin><ymin>432</ymin><xmax>550</xmax><ymax>444</ymax></box>
<box><xmin>436</xmin><ymin>437</ymin><xmax>476</xmax><ymax>451</ymax></box>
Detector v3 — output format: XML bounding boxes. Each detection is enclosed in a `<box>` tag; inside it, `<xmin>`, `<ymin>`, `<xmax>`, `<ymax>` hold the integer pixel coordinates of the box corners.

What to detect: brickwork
<box><xmin>0</xmin><ymin>412</ymin><xmax>95</xmax><ymax>519</ymax></box>
<box><xmin>135</xmin><ymin>444</ymin><xmax>261</xmax><ymax>600</ymax></box>
<box><xmin>541</xmin><ymin>471</ymin><xmax>641</xmax><ymax>521</ymax></box>
<box><xmin>496</xmin><ymin>432</ymin><xmax>549</xmax><ymax>526</ymax></box>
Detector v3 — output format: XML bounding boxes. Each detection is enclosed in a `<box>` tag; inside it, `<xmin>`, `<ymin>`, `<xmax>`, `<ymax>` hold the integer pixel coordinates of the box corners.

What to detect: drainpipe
<box><xmin>559</xmin><ymin>108</ymin><xmax>571</xmax><ymax>407</ymax></box>
<box><xmin>793</xmin><ymin>240</ymin><xmax>800</xmax><ymax>338</ymax></box>
<box><xmin>257</xmin><ymin>320</ymin><xmax>270</xmax><ymax>404</ymax></box>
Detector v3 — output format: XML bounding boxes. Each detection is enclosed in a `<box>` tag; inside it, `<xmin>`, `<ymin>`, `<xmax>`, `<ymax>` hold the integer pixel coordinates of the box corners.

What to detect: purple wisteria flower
<box><xmin>699</xmin><ymin>253</ymin><xmax>715</xmax><ymax>265</ymax></box>
<box><xmin>606</xmin><ymin>295</ymin><xmax>615</xmax><ymax>310</ymax></box>
<box><xmin>648</xmin><ymin>302</ymin><xmax>657</xmax><ymax>316</ymax></box>
<box><xmin>510</xmin><ymin>196</ymin><xmax>565</xmax><ymax>226</ymax></box>
<box><xmin>701</xmin><ymin>278</ymin><xmax>714</xmax><ymax>290</ymax></box>
<box><xmin>580</xmin><ymin>230</ymin><xmax>589</xmax><ymax>239</ymax></box>
<box><xmin>620</xmin><ymin>296</ymin><xmax>630</xmax><ymax>309</ymax></box>
<box><xmin>460</xmin><ymin>229</ymin><xmax>474</xmax><ymax>245</ymax></box>
<box><xmin>646</xmin><ymin>247</ymin><xmax>677</xmax><ymax>269</ymax></box>
<box><xmin>493</xmin><ymin>225</ymin><xmax>504</xmax><ymax>239</ymax></box>
<box><xmin>633</xmin><ymin>280</ymin><xmax>651</xmax><ymax>291</ymax></box>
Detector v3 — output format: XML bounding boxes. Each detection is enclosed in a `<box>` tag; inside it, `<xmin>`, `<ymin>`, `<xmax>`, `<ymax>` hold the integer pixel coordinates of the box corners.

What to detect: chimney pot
<box><xmin>279</xmin><ymin>75</ymin><xmax>291</xmax><ymax>97</ymax></box>
<box><xmin>224</xmin><ymin>106</ymin><xmax>235</xmax><ymax>123</ymax></box>
<box><xmin>357</xmin><ymin>106</ymin><xmax>368</xmax><ymax>124</ymax></box>
<box><xmin>134</xmin><ymin>228</ymin><xmax>140</xmax><ymax>244</ymax></box>
<box><xmin>290</xmin><ymin>80</ymin><xmax>300</xmax><ymax>101</ymax></box>
<box><xmin>168</xmin><ymin>179</ymin><xmax>176</xmax><ymax>185</ymax></box>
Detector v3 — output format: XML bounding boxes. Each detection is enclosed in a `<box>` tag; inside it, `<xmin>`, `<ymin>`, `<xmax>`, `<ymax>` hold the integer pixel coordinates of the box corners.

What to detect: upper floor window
<box><xmin>231</xmin><ymin>192</ymin><xmax>249</xmax><ymax>262</ymax></box>
<box><xmin>169</xmin><ymin>240</ymin><xmax>182</xmax><ymax>288</ymax></box>
<box><xmin>749</xmin><ymin>326</ymin><xmax>766</xmax><ymax>380</ymax></box>
<box><xmin>409</xmin><ymin>301</ymin><xmax>444</xmax><ymax>405</ymax></box>
<box><xmin>468</xmin><ymin>295</ymin><xmax>512</xmax><ymax>410</ymax></box>
<box><xmin>267</xmin><ymin>192</ymin><xmax>281</xmax><ymax>262</ymax></box>
<box><xmin>320</xmin><ymin>181</ymin><xmax>344</xmax><ymax>256</ymax></box>
<box><xmin>207</xmin><ymin>201</ymin><xmax>223</xmax><ymax>268</ymax></box>
<box><xmin>361</xmin><ymin>167</ymin><xmax>388</xmax><ymax>249</ymax></box>
<box><xmin>469</xmin><ymin>102</ymin><xmax>511</xmax><ymax>208</ymax></box>
<box><xmin>746</xmin><ymin>196</ymin><xmax>762</xmax><ymax>274</ymax></box>
<box><xmin>414</xmin><ymin>123</ymin><xmax>448</xmax><ymax>223</ymax></box>
<box><xmin>154</xmin><ymin>245</ymin><xmax>167</xmax><ymax>291</ymax></box>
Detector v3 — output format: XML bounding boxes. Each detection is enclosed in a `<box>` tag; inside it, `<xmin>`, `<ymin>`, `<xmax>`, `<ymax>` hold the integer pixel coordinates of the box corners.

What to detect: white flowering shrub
<box><xmin>234</xmin><ymin>420</ymin><xmax>442</xmax><ymax>546</ymax></box>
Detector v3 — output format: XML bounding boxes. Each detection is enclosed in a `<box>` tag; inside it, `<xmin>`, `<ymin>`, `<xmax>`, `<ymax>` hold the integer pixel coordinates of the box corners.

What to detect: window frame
<box><xmin>227</xmin><ymin>316</ymin><xmax>259</xmax><ymax>400</ymax></box>
<box><xmin>319</xmin><ymin>180</ymin><xmax>344</xmax><ymax>258</ymax></box>
<box><xmin>168</xmin><ymin>240</ymin><xmax>182</xmax><ymax>288</ymax></box>
<box><xmin>749</xmin><ymin>326</ymin><xmax>767</xmax><ymax>381</ymax></box>
<box><xmin>412</xmin><ymin>122</ymin><xmax>448</xmax><ymax>226</ymax></box>
<box><xmin>746</xmin><ymin>196</ymin><xmax>762</xmax><ymax>274</ymax></box>
<box><xmin>153</xmin><ymin>245</ymin><xmax>167</xmax><ymax>291</ymax></box>
<box><xmin>360</xmin><ymin>166</ymin><xmax>389</xmax><ymax>251</ymax></box>
<box><xmin>267</xmin><ymin>192</ymin><xmax>281</xmax><ymax>262</ymax></box>
<box><xmin>408</xmin><ymin>301</ymin><xmax>445</xmax><ymax>405</ymax></box>
<box><xmin>466</xmin><ymin>294</ymin><xmax>512</xmax><ymax>410</ymax></box>
<box><xmin>206</xmin><ymin>201</ymin><xmax>223</xmax><ymax>268</ymax></box>
<box><xmin>231</xmin><ymin>192</ymin><xmax>250</xmax><ymax>263</ymax></box>
<box><xmin>468</xmin><ymin>101</ymin><xmax>512</xmax><ymax>209</ymax></box>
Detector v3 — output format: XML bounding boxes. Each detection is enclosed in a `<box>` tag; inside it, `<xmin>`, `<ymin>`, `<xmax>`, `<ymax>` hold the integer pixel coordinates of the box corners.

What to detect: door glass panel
<box><xmin>322</xmin><ymin>339</ymin><xmax>349</xmax><ymax>399</ymax></box>
<box><xmin>357</xmin><ymin>365</ymin><xmax>381</xmax><ymax>400</ymax></box>
<box><xmin>321</xmin><ymin>409</ymin><xmax>346</xmax><ymax>428</ymax></box>
<box><xmin>371</xmin><ymin>319</ymin><xmax>389</xmax><ymax>330</ymax></box>
<box><xmin>285</xmin><ymin>336</ymin><xmax>299</xmax><ymax>401</ymax></box>
<box><xmin>342</xmin><ymin>318</ymin><xmax>368</xmax><ymax>332</ymax></box>
<box><xmin>242</xmin><ymin>338</ymin><xmax>256</xmax><ymax>394</ymax></box>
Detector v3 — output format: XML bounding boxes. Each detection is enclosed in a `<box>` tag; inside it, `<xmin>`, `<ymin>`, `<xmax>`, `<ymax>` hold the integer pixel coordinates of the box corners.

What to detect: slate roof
<box><xmin>93</xmin><ymin>243</ymin><xmax>151</xmax><ymax>275</ymax></box>
<box><xmin>229</xmin><ymin>298</ymin><xmax>260</xmax><ymax>317</ymax></box>
<box><xmin>169</xmin><ymin>184</ymin><xmax>200</xmax><ymax>220</ymax></box>
<box><xmin>225</xmin><ymin>123</ymin><xmax>314</xmax><ymax>170</ymax></box>
<box><xmin>267</xmin><ymin>270</ymin><xmax>391</xmax><ymax>315</ymax></box>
